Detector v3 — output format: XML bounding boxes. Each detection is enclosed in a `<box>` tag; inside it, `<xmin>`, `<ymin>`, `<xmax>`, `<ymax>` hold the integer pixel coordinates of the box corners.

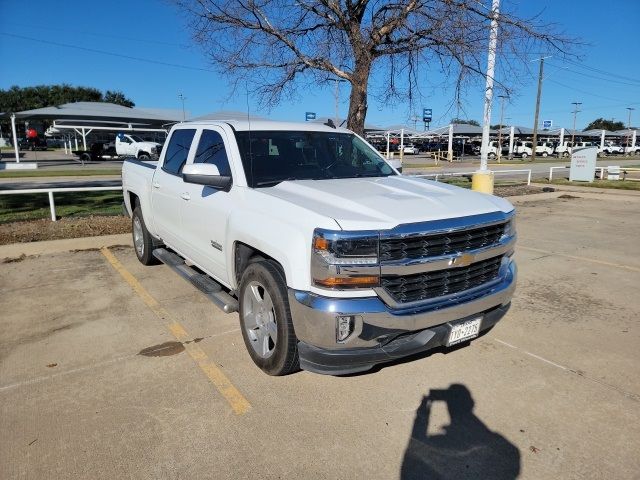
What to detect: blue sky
<box><xmin>1</xmin><ymin>0</ymin><xmax>639</xmax><ymax>130</ymax></box>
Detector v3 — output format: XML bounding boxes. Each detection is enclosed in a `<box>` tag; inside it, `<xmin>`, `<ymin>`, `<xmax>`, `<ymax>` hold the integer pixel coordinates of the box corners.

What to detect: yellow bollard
<box><xmin>471</xmin><ymin>170</ymin><xmax>494</xmax><ymax>194</ymax></box>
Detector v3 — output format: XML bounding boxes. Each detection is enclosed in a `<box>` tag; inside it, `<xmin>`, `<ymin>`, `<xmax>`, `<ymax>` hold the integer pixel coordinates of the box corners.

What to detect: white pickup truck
<box><xmin>122</xmin><ymin>120</ymin><xmax>517</xmax><ymax>376</ymax></box>
<box><xmin>116</xmin><ymin>133</ymin><xmax>161</xmax><ymax>160</ymax></box>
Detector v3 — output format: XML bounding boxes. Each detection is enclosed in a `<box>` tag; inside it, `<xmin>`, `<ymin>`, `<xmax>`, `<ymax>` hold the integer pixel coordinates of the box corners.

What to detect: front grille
<box><xmin>381</xmin><ymin>255</ymin><xmax>503</xmax><ymax>304</ymax></box>
<box><xmin>380</xmin><ymin>222</ymin><xmax>506</xmax><ymax>262</ymax></box>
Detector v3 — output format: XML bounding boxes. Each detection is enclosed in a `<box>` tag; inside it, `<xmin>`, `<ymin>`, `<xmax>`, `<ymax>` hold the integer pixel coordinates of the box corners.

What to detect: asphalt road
<box><xmin>1</xmin><ymin>189</ymin><xmax>639</xmax><ymax>479</ymax></box>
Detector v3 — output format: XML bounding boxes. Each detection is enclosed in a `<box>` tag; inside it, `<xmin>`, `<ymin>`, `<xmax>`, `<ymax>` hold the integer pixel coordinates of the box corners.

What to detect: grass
<box><xmin>0</xmin><ymin>191</ymin><xmax>124</xmax><ymax>223</ymax></box>
<box><xmin>549</xmin><ymin>179</ymin><xmax>640</xmax><ymax>191</ymax></box>
<box><xmin>0</xmin><ymin>169</ymin><xmax>121</xmax><ymax>178</ymax></box>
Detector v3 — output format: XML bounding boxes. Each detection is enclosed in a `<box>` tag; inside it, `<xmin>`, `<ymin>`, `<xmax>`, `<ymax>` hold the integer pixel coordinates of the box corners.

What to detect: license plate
<box><xmin>447</xmin><ymin>317</ymin><xmax>482</xmax><ymax>346</ymax></box>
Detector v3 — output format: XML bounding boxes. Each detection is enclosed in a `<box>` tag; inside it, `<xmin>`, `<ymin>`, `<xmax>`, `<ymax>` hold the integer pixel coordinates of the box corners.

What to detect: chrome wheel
<box><xmin>133</xmin><ymin>215</ymin><xmax>144</xmax><ymax>258</ymax></box>
<box><xmin>242</xmin><ymin>281</ymin><xmax>277</xmax><ymax>359</ymax></box>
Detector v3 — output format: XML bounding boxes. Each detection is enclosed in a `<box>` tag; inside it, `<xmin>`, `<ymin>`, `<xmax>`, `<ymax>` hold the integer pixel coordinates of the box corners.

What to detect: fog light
<box><xmin>336</xmin><ymin>315</ymin><xmax>355</xmax><ymax>343</ymax></box>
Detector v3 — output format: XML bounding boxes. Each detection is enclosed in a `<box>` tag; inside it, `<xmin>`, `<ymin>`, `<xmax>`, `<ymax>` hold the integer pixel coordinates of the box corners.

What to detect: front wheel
<box><xmin>563</xmin><ymin>152</ymin><xmax>569</xmax><ymax>158</ymax></box>
<box><xmin>138</xmin><ymin>152</ymin><xmax>151</xmax><ymax>161</ymax></box>
<box><xmin>542</xmin><ymin>152</ymin><xmax>549</xmax><ymax>158</ymax></box>
<box><xmin>239</xmin><ymin>260</ymin><xmax>299</xmax><ymax>376</ymax></box>
<box><xmin>521</xmin><ymin>152</ymin><xmax>528</xmax><ymax>159</ymax></box>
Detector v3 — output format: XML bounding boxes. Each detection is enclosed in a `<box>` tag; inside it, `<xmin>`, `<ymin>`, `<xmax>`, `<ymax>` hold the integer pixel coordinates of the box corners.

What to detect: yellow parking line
<box><xmin>519</xmin><ymin>245</ymin><xmax>640</xmax><ymax>273</ymax></box>
<box><xmin>100</xmin><ymin>247</ymin><xmax>251</xmax><ymax>415</ymax></box>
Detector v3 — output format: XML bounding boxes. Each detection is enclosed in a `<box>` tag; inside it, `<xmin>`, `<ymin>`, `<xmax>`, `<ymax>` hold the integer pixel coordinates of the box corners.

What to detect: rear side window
<box><xmin>194</xmin><ymin>130</ymin><xmax>232</xmax><ymax>176</ymax></box>
<box><xmin>163</xmin><ymin>129</ymin><xmax>196</xmax><ymax>175</ymax></box>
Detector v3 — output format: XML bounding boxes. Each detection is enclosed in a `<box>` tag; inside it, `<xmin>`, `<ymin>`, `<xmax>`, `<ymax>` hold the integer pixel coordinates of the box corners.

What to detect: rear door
<box><xmin>179</xmin><ymin>127</ymin><xmax>235</xmax><ymax>284</ymax></box>
<box><xmin>150</xmin><ymin>127</ymin><xmax>196</xmax><ymax>251</ymax></box>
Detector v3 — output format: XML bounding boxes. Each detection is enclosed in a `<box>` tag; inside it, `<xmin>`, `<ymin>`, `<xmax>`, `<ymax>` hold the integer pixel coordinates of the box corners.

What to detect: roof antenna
<box><xmin>245</xmin><ymin>83</ymin><xmax>254</xmax><ymax>186</ymax></box>
<box><xmin>324</xmin><ymin>118</ymin><xmax>336</xmax><ymax>129</ymax></box>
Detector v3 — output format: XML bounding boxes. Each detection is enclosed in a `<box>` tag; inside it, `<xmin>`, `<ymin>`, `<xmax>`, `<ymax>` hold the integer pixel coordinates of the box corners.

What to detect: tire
<box><xmin>138</xmin><ymin>152</ymin><xmax>151</xmax><ymax>161</ymax></box>
<box><xmin>80</xmin><ymin>152</ymin><xmax>91</xmax><ymax>162</ymax></box>
<box><xmin>563</xmin><ymin>152</ymin><xmax>569</xmax><ymax>158</ymax></box>
<box><xmin>521</xmin><ymin>152</ymin><xmax>528</xmax><ymax>159</ymax></box>
<box><xmin>238</xmin><ymin>260</ymin><xmax>299</xmax><ymax>376</ymax></box>
<box><xmin>488</xmin><ymin>152</ymin><xmax>496</xmax><ymax>159</ymax></box>
<box><xmin>542</xmin><ymin>152</ymin><xmax>548</xmax><ymax>158</ymax></box>
<box><xmin>132</xmin><ymin>205</ymin><xmax>160</xmax><ymax>266</ymax></box>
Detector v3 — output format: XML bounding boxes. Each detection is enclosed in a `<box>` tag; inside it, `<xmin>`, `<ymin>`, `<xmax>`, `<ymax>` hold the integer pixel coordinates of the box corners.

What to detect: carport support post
<box><xmin>600</xmin><ymin>130</ymin><xmax>605</xmax><ymax>151</ymax></box>
<box><xmin>10</xmin><ymin>114</ymin><xmax>20</xmax><ymax>163</ymax></box>
<box><xmin>508</xmin><ymin>126</ymin><xmax>515</xmax><ymax>159</ymax></box>
<box><xmin>559</xmin><ymin>128</ymin><xmax>565</xmax><ymax>146</ymax></box>
<box><xmin>632</xmin><ymin>130</ymin><xmax>637</xmax><ymax>149</ymax></box>
<box><xmin>400</xmin><ymin>128</ymin><xmax>404</xmax><ymax>163</ymax></box>
<box><xmin>447</xmin><ymin>123</ymin><xmax>454</xmax><ymax>162</ymax></box>
<box><xmin>386</xmin><ymin>131</ymin><xmax>390</xmax><ymax>159</ymax></box>
<box><xmin>48</xmin><ymin>191</ymin><xmax>56</xmax><ymax>221</ymax></box>
<box><xmin>74</xmin><ymin>135</ymin><xmax>78</xmax><ymax>151</ymax></box>
<box><xmin>81</xmin><ymin>128</ymin><xmax>87</xmax><ymax>150</ymax></box>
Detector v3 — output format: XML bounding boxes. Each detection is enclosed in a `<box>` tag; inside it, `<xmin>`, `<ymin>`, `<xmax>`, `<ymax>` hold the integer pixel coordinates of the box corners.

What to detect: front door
<box><xmin>180</xmin><ymin>127</ymin><xmax>235</xmax><ymax>285</ymax></box>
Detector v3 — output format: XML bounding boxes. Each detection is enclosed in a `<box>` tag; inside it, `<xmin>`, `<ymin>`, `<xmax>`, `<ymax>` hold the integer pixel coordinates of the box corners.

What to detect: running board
<box><xmin>153</xmin><ymin>248</ymin><xmax>238</xmax><ymax>314</ymax></box>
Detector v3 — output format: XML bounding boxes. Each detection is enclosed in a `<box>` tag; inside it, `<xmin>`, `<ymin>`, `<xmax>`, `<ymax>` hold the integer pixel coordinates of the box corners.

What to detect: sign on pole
<box><xmin>569</xmin><ymin>147</ymin><xmax>597</xmax><ymax>182</ymax></box>
<box><xmin>422</xmin><ymin>108</ymin><xmax>432</xmax><ymax>123</ymax></box>
<box><xmin>305</xmin><ymin>112</ymin><xmax>316</xmax><ymax>121</ymax></box>
<box><xmin>542</xmin><ymin>120</ymin><xmax>553</xmax><ymax>129</ymax></box>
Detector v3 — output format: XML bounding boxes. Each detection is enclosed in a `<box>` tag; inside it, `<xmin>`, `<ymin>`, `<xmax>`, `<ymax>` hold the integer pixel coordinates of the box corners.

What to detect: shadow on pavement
<box><xmin>401</xmin><ymin>384</ymin><xmax>520</xmax><ymax>480</ymax></box>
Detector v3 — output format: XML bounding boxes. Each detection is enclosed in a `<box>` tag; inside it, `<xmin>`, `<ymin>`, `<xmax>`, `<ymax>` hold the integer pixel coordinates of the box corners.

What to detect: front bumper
<box><xmin>288</xmin><ymin>259</ymin><xmax>516</xmax><ymax>375</ymax></box>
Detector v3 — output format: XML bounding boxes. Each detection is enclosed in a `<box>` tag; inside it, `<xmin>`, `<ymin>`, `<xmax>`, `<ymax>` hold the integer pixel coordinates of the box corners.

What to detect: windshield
<box><xmin>234</xmin><ymin>130</ymin><xmax>396</xmax><ymax>187</ymax></box>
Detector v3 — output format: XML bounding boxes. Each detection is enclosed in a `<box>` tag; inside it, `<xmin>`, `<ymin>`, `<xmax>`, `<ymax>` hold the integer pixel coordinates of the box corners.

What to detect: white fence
<box><xmin>0</xmin><ymin>186</ymin><xmax>123</xmax><ymax>221</ymax></box>
<box><xmin>412</xmin><ymin>169</ymin><xmax>532</xmax><ymax>185</ymax></box>
<box><xmin>549</xmin><ymin>166</ymin><xmax>640</xmax><ymax>181</ymax></box>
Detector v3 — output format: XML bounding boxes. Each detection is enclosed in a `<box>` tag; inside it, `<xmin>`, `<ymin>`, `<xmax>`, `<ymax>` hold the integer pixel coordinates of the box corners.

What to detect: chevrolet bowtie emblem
<box><xmin>450</xmin><ymin>253</ymin><xmax>474</xmax><ymax>267</ymax></box>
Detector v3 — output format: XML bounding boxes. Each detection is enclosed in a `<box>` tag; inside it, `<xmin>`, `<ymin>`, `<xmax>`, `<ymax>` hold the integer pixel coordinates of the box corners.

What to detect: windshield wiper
<box><xmin>254</xmin><ymin>177</ymin><xmax>297</xmax><ymax>187</ymax></box>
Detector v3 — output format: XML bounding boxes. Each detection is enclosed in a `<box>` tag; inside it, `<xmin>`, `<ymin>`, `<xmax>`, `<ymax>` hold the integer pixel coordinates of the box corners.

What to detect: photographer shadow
<box><xmin>401</xmin><ymin>384</ymin><xmax>520</xmax><ymax>480</ymax></box>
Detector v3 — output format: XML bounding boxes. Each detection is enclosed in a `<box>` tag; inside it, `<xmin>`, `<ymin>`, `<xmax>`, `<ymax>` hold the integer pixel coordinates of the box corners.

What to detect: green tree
<box><xmin>584</xmin><ymin>118</ymin><xmax>625</xmax><ymax>131</ymax></box>
<box><xmin>103</xmin><ymin>90</ymin><xmax>135</xmax><ymax>107</ymax></box>
<box><xmin>0</xmin><ymin>84</ymin><xmax>134</xmax><ymax>113</ymax></box>
<box><xmin>451</xmin><ymin>118</ymin><xmax>480</xmax><ymax>126</ymax></box>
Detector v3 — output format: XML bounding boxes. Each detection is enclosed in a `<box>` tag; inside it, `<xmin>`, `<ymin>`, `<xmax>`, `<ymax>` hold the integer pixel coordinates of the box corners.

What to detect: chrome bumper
<box><xmin>288</xmin><ymin>259</ymin><xmax>516</xmax><ymax>350</ymax></box>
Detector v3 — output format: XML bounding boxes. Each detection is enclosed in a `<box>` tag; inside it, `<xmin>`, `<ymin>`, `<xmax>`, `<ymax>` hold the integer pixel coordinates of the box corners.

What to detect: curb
<box><xmin>0</xmin><ymin>233</ymin><xmax>132</xmax><ymax>259</ymax></box>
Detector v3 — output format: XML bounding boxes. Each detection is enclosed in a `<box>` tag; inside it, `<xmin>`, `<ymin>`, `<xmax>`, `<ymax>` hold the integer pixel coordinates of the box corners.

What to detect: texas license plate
<box><xmin>447</xmin><ymin>318</ymin><xmax>482</xmax><ymax>346</ymax></box>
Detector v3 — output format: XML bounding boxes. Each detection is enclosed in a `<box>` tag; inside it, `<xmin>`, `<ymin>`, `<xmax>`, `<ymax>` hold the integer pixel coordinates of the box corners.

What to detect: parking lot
<box><xmin>1</xmin><ymin>190</ymin><xmax>639</xmax><ymax>479</ymax></box>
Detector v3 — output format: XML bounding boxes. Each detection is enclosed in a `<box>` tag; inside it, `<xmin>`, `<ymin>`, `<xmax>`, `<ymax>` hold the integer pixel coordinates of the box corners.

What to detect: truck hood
<box><xmin>137</xmin><ymin>141</ymin><xmax>161</xmax><ymax>148</ymax></box>
<box><xmin>261</xmin><ymin>176</ymin><xmax>513</xmax><ymax>230</ymax></box>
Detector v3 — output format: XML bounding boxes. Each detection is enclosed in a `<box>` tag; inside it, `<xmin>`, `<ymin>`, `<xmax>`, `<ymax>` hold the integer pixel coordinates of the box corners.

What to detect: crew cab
<box><xmin>116</xmin><ymin>133</ymin><xmax>161</xmax><ymax>160</ymax></box>
<box><xmin>122</xmin><ymin>120</ymin><xmax>517</xmax><ymax>376</ymax></box>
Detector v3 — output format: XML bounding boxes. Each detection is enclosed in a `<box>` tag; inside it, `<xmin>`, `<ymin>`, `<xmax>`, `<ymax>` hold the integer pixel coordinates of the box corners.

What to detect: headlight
<box><xmin>311</xmin><ymin>229</ymin><xmax>380</xmax><ymax>289</ymax></box>
<box><xmin>504</xmin><ymin>214</ymin><xmax>516</xmax><ymax>238</ymax></box>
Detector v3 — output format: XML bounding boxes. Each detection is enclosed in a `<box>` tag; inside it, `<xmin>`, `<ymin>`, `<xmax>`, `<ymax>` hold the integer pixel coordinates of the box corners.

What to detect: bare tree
<box><xmin>177</xmin><ymin>0</ymin><xmax>577</xmax><ymax>134</ymax></box>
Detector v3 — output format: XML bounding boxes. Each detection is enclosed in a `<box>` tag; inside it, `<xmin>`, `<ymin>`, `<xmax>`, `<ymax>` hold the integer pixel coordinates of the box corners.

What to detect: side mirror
<box><xmin>182</xmin><ymin>163</ymin><xmax>232</xmax><ymax>191</ymax></box>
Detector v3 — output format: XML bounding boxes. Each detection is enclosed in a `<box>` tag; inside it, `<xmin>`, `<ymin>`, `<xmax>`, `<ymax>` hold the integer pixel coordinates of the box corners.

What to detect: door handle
<box><xmin>180</xmin><ymin>192</ymin><xmax>191</xmax><ymax>201</ymax></box>
<box><xmin>152</xmin><ymin>182</ymin><xmax>161</xmax><ymax>189</ymax></box>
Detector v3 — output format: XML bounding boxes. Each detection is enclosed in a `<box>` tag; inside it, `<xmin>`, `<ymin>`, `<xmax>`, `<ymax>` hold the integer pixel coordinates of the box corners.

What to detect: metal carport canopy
<box><xmin>4</xmin><ymin>102</ymin><xmax>185</xmax><ymax>161</ymax></box>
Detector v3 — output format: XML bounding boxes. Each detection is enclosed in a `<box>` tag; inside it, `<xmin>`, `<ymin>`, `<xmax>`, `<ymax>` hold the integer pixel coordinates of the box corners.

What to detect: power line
<box><xmin>547</xmin><ymin>63</ymin><xmax>640</xmax><ymax>87</ymax></box>
<box><xmin>0</xmin><ymin>32</ymin><xmax>213</xmax><ymax>73</ymax></box>
<box><xmin>564</xmin><ymin>58</ymin><xmax>640</xmax><ymax>84</ymax></box>
<box><xmin>548</xmin><ymin>79</ymin><xmax>637</xmax><ymax>103</ymax></box>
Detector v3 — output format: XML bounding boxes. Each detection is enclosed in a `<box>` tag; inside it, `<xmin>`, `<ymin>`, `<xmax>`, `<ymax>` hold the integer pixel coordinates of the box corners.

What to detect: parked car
<box><xmin>535</xmin><ymin>142</ymin><xmax>554</xmax><ymax>157</ymax></box>
<box><xmin>402</xmin><ymin>144</ymin><xmax>420</xmax><ymax>155</ymax></box>
<box><xmin>599</xmin><ymin>141</ymin><xmax>624</xmax><ymax>156</ymax></box>
<box><xmin>122</xmin><ymin>120</ymin><xmax>517</xmax><ymax>376</ymax></box>
<box><xmin>513</xmin><ymin>141</ymin><xmax>533</xmax><ymax>158</ymax></box>
<box><xmin>554</xmin><ymin>141</ymin><xmax>573</xmax><ymax>158</ymax></box>
<box><xmin>116</xmin><ymin>133</ymin><xmax>161</xmax><ymax>160</ymax></box>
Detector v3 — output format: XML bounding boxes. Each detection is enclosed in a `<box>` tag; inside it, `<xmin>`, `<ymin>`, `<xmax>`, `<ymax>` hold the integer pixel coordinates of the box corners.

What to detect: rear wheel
<box><xmin>132</xmin><ymin>206</ymin><xmax>160</xmax><ymax>265</ymax></box>
<box><xmin>562</xmin><ymin>151</ymin><xmax>569</xmax><ymax>158</ymax></box>
<box><xmin>521</xmin><ymin>152</ymin><xmax>528</xmax><ymax>159</ymax></box>
<box><xmin>542</xmin><ymin>152</ymin><xmax>549</xmax><ymax>158</ymax></box>
<box><xmin>238</xmin><ymin>260</ymin><xmax>299</xmax><ymax>376</ymax></box>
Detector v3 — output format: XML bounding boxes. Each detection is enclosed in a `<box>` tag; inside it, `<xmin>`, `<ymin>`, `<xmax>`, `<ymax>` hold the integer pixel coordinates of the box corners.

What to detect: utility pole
<box><xmin>531</xmin><ymin>56</ymin><xmax>548</xmax><ymax>162</ymax></box>
<box><xmin>329</xmin><ymin>79</ymin><xmax>347</xmax><ymax>126</ymax></box>
<box><xmin>626</xmin><ymin>107</ymin><xmax>635</xmax><ymax>152</ymax></box>
<box><xmin>474</xmin><ymin>0</ymin><xmax>500</xmax><ymax>194</ymax></box>
<box><xmin>178</xmin><ymin>93</ymin><xmax>187</xmax><ymax>122</ymax></box>
<box><xmin>496</xmin><ymin>94</ymin><xmax>508</xmax><ymax>162</ymax></box>
<box><xmin>571</xmin><ymin>101</ymin><xmax>582</xmax><ymax>145</ymax></box>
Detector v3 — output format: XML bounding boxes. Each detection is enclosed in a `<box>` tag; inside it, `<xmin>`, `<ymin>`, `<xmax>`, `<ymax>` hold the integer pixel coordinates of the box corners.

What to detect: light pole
<box><xmin>473</xmin><ymin>0</ymin><xmax>500</xmax><ymax>194</ymax></box>
<box><xmin>178</xmin><ymin>93</ymin><xmax>187</xmax><ymax>122</ymax></box>
<box><xmin>626</xmin><ymin>107</ymin><xmax>635</xmax><ymax>152</ymax></box>
<box><xmin>570</xmin><ymin>101</ymin><xmax>582</xmax><ymax>146</ymax></box>
<box><xmin>328</xmin><ymin>79</ymin><xmax>347</xmax><ymax>126</ymax></box>
<box><xmin>496</xmin><ymin>94</ymin><xmax>508</xmax><ymax>162</ymax></box>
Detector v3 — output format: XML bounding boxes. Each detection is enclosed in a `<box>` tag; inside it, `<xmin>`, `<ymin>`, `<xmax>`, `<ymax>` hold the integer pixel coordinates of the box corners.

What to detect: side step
<box><xmin>153</xmin><ymin>248</ymin><xmax>239</xmax><ymax>314</ymax></box>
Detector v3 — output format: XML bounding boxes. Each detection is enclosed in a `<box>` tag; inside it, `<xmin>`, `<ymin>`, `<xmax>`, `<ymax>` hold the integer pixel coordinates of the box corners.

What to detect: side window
<box><xmin>193</xmin><ymin>129</ymin><xmax>231</xmax><ymax>176</ymax></box>
<box><xmin>162</xmin><ymin>129</ymin><xmax>196</xmax><ymax>175</ymax></box>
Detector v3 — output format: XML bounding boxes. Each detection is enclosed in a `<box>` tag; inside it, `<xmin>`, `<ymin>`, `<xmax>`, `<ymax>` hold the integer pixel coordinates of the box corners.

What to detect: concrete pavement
<box><xmin>1</xmin><ymin>192</ymin><xmax>639</xmax><ymax>479</ymax></box>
